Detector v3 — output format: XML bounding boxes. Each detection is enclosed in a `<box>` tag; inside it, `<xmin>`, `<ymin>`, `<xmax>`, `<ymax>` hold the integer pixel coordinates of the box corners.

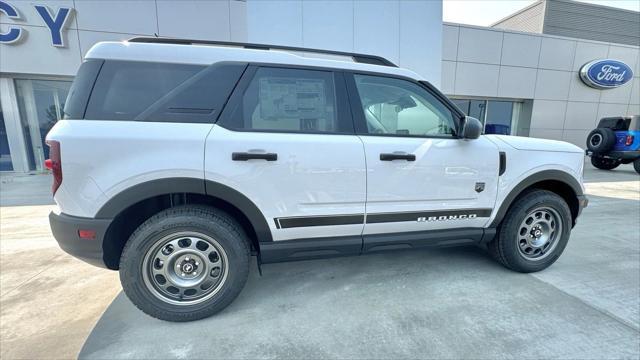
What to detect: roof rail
<box><xmin>127</xmin><ymin>36</ymin><xmax>398</xmax><ymax>67</ymax></box>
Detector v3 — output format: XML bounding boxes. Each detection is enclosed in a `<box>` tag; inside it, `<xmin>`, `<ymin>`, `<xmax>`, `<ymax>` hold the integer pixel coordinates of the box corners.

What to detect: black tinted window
<box><xmin>85</xmin><ymin>61</ymin><xmax>204</xmax><ymax>121</ymax></box>
<box><xmin>63</xmin><ymin>59</ymin><xmax>103</xmax><ymax>119</ymax></box>
<box><xmin>222</xmin><ymin>67</ymin><xmax>348</xmax><ymax>133</ymax></box>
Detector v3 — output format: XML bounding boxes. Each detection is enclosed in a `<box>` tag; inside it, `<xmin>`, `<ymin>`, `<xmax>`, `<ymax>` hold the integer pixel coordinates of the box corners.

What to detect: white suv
<box><xmin>47</xmin><ymin>37</ymin><xmax>588</xmax><ymax>322</ymax></box>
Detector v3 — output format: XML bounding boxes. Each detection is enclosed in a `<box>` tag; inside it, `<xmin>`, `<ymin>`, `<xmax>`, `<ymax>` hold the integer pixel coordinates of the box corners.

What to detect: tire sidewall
<box><xmin>587</xmin><ymin>128</ymin><xmax>615</xmax><ymax>154</ymax></box>
<box><xmin>499</xmin><ymin>191</ymin><xmax>572</xmax><ymax>272</ymax></box>
<box><xmin>119</xmin><ymin>208</ymin><xmax>250</xmax><ymax>320</ymax></box>
<box><xmin>591</xmin><ymin>156</ymin><xmax>620</xmax><ymax>170</ymax></box>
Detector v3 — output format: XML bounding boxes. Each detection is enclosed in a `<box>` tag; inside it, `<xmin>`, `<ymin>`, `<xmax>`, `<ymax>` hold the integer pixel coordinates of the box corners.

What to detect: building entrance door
<box><xmin>0</xmin><ymin>99</ymin><xmax>13</xmax><ymax>171</ymax></box>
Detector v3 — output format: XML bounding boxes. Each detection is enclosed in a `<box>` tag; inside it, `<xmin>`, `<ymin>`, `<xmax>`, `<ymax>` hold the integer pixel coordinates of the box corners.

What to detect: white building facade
<box><xmin>441</xmin><ymin>22</ymin><xmax>639</xmax><ymax>147</ymax></box>
<box><xmin>0</xmin><ymin>0</ymin><xmax>442</xmax><ymax>173</ymax></box>
<box><xmin>0</xmin><ymin>0</ymin><xmax>637</xmax><ymax>174</ymax></box>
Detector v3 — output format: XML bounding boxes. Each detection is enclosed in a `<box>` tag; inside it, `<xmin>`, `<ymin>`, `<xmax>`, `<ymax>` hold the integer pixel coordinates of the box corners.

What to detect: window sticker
<box><xmin>259</xmin><ymin>77</ymin><xmax>326</xmax><ymax>120</ymax></box>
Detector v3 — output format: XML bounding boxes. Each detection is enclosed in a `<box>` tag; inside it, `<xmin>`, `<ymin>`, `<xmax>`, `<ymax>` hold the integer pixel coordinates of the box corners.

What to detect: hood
<box><xmin>487</xmin><ymin>135</ymin><xmax>584</xmax><ymax>153</ymax></box>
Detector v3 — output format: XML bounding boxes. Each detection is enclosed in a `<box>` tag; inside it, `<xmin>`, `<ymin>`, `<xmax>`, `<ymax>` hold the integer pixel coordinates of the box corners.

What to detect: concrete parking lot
<box><xmin>1</xmin><ymin>164</ymin><xmax>638</xmax><ymax>359</ymax></box>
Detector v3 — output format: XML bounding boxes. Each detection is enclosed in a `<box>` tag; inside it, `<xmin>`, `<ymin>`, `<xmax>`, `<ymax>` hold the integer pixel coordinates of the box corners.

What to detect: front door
<box><xmin>206</xmin><ymin>66</ymin><xmax>366</xmax><ymax>242</ymax></box>
<box><xmin>346</xmin><ymin>73</ymin><xmax>500</xmax><ymax>240</ymax></box>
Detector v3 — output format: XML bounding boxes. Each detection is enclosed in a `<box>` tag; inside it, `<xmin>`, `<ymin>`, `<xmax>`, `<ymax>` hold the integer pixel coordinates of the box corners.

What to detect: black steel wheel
<box><xmin>119</xmin><ymin>205</ymin><xmax>250</xmax><ymax>322</ymax></box>
<box><xmin>488</xmin><ymin>189</ymin><xmax>572</xmax><ymax>273</ymax></box>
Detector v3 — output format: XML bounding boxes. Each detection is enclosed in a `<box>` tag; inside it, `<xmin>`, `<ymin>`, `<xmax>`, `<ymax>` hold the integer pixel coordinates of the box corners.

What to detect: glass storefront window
<box><xmin>485</xmin><ymin>100</ymin><xmax>513</xmax><ymax>135</ymax></box>
<box><xmin>0</xmin><ymin>99</ymin><xmax>14</xmax><ymax>171</ymax></box>
<box><xmin>452</xmin><ymin>99</ymin><xmax>486</xmax><ymax>123</ymax></box>
<box><xmin>451</xmin><ymin>98</ymin><xmax>526</xmax><ymax>136</ymax></box>
<box><xmin>15</xmin><ymin>79</ymin><xmax>71</xmax><ymax>171</ymax></box>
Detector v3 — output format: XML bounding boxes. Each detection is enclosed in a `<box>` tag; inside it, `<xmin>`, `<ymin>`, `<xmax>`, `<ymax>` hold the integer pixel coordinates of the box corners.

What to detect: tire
<box><xmin>119</xmin><ymin>205</ymin><xmax>251</xmax><ymax>322</ymax></box>
<box><xmin>634</xmin><ymin>158</ymin><xmax>640</xmax><ymax>175</ymax></box>
<box><xmin>586</xmin><ymin>128</ymin><xmax>616</xmax><ymax>154</ymax></box>
<box><xmin>487</xmin><ymin>190</ymin><xmax>572</xmax><ymax>273</ymax></box>
<box><xmin>591</xmin><ymin>156</ymin><xmax>620</xmax><ymax>170</ymax></box>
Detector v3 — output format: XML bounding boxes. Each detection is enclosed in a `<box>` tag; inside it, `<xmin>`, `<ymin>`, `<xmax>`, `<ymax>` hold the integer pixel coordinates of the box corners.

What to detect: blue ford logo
<box><xmin>579</xmin><ymin>59</ymin><xmax>633</xmax><ymax>89</ymax></box>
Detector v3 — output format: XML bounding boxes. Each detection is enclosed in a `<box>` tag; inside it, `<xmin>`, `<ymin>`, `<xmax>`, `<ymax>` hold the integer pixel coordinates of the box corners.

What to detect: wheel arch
<box><xmin>490</xmin><ymin>170</ymin><xmax>583</xmax><ymax>229</ymax></box>
<box><xmin>96</xmin><ymin>178</ymin><xmax>271</xmax><ymax>269</ymax></box>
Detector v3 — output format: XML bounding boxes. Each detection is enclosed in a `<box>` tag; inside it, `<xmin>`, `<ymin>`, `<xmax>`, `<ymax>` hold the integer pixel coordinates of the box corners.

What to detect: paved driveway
<box><xmin>81</xmin><ymin>165</ymin><xmax>639</xmax><ymax>359</ymax></box>
<box><xmin>1</xmin><ymin>165</ymin><xmax>638</xmax><ymax>359</ymax></box>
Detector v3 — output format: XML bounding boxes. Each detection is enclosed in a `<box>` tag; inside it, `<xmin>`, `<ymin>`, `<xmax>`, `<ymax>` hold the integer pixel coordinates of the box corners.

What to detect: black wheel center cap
<box><xmin>180</xmin><ymin>260</ymin><xmax>197</xmax><ymax>274</ymax></box>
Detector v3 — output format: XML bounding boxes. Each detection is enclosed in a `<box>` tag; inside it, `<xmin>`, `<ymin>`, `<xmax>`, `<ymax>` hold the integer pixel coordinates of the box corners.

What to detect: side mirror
<box><xmin>460</xmin><ymin>116</ymin><xmax>482</xmax><ymax>140</ymax></box>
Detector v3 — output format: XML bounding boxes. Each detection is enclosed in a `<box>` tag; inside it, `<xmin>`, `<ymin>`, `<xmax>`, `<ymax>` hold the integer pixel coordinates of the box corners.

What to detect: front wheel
<box><xmin>119</xmin><ymin>205</ymin><xmax>251</xmax><ymax>322</ymax></box>
<box><xmin>488</xmin><ymin>190</ymin><xmax>572</xmax><ymax>273</ymax></box>
<box><xmin>634</xmin><ymin>158</ymin><xmax>640</xmax><ymax>174</ymax></box>
<box><xmin>591</xmin><ymin>156</ymin><xmax>620</xmax><ymax>170</ymax></box>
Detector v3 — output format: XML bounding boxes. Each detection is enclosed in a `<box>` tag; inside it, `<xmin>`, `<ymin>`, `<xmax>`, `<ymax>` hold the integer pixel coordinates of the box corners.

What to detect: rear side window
<box><xmin>63</xmin><ymin>59</ymin><xmax>103</xmax><ymax>119</ymax></box>
<box><xmin>85</xmin><ymin>61</ymin><xmax>205</xmax><ymax>121</ymax></box>
<box><xmin>221</xmin><ymin>67</ymin><xmax>351</xmax><ymax>133</ymax></box>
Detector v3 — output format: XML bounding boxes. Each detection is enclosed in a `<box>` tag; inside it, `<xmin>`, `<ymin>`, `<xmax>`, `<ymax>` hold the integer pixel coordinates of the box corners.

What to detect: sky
<box><xmin>443</xmin><ymin>0</ymin><xmax>640</xmax><ymax>26</ymax></box>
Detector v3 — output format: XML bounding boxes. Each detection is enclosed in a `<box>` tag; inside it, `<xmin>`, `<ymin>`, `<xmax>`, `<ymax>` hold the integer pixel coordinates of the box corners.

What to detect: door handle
<box><xmin>232</xmin><ymin>152</ymin><xmax>278</xmax><ymax>161</ymax></box>
<box><xmin>380</xmin><ymin>153</ymin><xmax>416</xmax><ymax>161</ymax></box>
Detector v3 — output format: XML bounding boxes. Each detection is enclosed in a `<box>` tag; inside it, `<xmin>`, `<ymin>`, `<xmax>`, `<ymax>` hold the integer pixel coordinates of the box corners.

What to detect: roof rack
<box><xmin>127</xmin><ymin>36</ymin><xmax>398</xmax><ymax>67</ymax></box>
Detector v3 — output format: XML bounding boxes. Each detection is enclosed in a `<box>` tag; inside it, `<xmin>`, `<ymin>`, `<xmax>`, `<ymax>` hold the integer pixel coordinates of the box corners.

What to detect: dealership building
<box><xmin>0</xmin><ymin>0</ymin><xmax>638</xmax><ymax>173</ymax></box>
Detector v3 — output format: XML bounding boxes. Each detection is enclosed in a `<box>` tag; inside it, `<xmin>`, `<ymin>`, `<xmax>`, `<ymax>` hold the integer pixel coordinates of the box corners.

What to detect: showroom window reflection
<box><xmin>15</xmin><ymin>79</ymin><xmax>71</xmax><ymax>171</ymax></box>
<box><xmin>452</xmin><ymin>98</ymin><xmax>531</xmax><ymax>137</ymax></box>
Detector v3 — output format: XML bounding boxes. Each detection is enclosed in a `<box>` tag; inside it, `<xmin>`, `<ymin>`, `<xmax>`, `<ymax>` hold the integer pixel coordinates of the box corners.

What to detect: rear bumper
<box><xmin>49</xmin><ymin>212</ymin><xmax>111</xmax><ymax>268</ymax></box>
<box><xmin>586</xmin><ymin>150</ymin><xmax>640</xmax><ymax>160</ymax></box>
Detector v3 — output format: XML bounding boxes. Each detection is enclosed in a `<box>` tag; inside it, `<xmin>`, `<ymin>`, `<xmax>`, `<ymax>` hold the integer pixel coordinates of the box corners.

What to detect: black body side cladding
<box><xmin>95</xmin><ymin>177</ymin><xmax>205</xmax><ymax>218</ymax></box>
<box><xmin>489</xmin><ymin>169</ymin><xmax>583</xmax><ymax>228</ymax></box>
<box><xmin>260</xmin><ymin>236</ymin><xmax>363</xmax><ymax>263</ymax></box>
<box><xmin>95</xmin><ymin>177</ymin><xmax>273</xmax><ymax>243</ymax></box>
<box><xmin>363</xmin><ymin>228</ymin><xmax>485</xmax><ymax>252</ymax></box>
<box><xmin>49</xmin><ymin>212</ymin><xmax>112</xmax><ymax>268</ymax></box>
<box><xmin>260</xmin><ymin>228</ymin><xmax>496</xmax><ymax>264</ymax></box>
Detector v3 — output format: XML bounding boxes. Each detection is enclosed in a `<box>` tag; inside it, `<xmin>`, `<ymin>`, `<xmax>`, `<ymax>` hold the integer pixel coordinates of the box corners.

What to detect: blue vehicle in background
<box><xmin>586</xmin><ymin>115</ymin><xmax>640</xmax><ymax>174</ymax></box>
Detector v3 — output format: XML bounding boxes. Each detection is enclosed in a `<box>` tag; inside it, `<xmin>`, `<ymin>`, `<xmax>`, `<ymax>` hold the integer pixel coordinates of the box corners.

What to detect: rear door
<box><xmin>345</xmin><ymin>73</ymin><xmax>500</xmax><ymax>245</ymax></box>
<box><xmin>205</xmin><ymin>65</ymin><xmax>367</xmax><ymax>242</ymax></box>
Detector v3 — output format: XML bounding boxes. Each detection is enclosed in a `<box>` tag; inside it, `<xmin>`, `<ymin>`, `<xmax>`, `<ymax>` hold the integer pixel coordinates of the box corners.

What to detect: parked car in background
<box><xmin>586</xmin><ymin>116</ymin><xmax>640</xmax><ymax>174</ymax></box>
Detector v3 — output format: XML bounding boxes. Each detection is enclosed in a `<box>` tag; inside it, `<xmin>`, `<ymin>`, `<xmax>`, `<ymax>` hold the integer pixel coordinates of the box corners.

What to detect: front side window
<box><xmin>353</xmin><ymin>74</ymin><xmax>457</xmax><ymax>137</ymax></box>
<box><xmin>223</xmin><ymin>67</ymin><xmax>347</xmax><ymax>133</ymax></box>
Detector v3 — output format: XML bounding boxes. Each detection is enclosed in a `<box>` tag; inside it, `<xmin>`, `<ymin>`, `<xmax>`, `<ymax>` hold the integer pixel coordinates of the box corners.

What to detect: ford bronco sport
<box><xmin>47</xmin><ymin>38</ymin><xmax>588</xmax><ymax>322</ymax></box>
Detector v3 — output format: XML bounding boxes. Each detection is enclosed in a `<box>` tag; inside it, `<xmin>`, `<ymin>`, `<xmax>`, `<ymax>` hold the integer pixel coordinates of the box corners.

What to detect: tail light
<box><xmin>44</xmin><ymin>140</ymin><xmax>62</xmax><ymax>195</ymax></box>
<box><xmin>625</xmin><ymin>134</ymin><xmax>634</xmax><ymax>146</ymax></box>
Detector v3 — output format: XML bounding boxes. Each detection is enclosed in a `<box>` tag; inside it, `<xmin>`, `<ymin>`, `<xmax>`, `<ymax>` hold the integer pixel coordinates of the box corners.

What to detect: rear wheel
<box><xmin>591</xmin><ymin>156</ymin><xmax>620</xmax><ymax>170</ymax></box>
<box><xmin>488</xmin><ymin>190</ymin><xmax>572</xmax><ymax>273</ymax></box>
<box><xmin>634</xmin><ymin>158</ymin><xmax>640</xmax><ymax>174</ymax></box>
<box><xmin>119</xmin><ymin>205</ymin><xmax>251</xmax><ymax>322</ymax></box>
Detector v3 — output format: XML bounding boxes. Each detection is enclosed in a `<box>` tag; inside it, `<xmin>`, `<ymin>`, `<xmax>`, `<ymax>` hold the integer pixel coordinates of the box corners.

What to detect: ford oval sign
<box><xmin>580</xmin><ymin>59</ymin><xmax>633</xmax><ymax>89</ymax></box>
